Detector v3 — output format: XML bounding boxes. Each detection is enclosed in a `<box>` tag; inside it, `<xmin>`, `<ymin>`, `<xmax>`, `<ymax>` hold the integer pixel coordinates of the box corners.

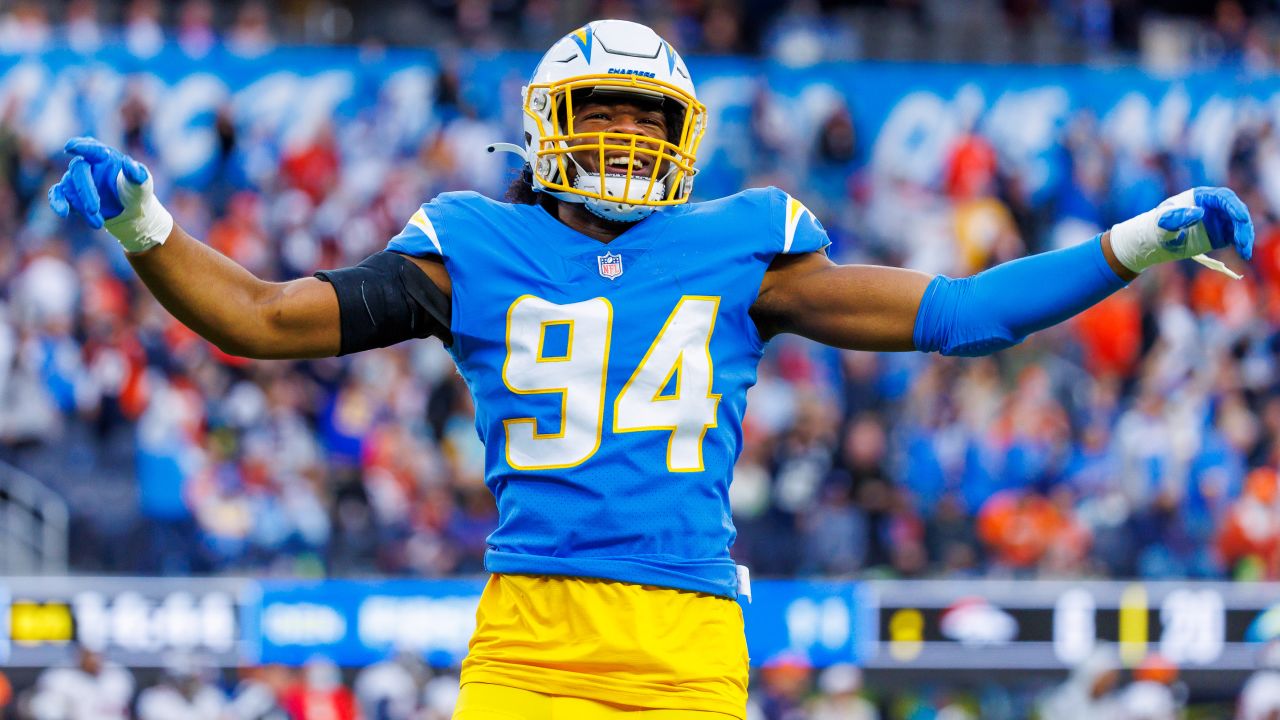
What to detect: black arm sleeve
<box><xmin>314</xmin><ymin>251</ymin><xmax>452</xmax><ymax>355</ymax></box>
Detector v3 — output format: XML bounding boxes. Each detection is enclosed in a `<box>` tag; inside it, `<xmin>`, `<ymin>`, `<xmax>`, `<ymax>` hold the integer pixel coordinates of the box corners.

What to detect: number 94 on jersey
<box><xmin>501</xmin><ymin>294</ymin><xmax>723</xmax><ymax>473</ymax></box>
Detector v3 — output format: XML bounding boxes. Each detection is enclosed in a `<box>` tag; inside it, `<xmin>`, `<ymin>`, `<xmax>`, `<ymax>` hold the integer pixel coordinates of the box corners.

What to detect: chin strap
<box><xmin>485</xmin><ymin>142</ymin><xmax>527</xmax><ymax>159</ymax></box>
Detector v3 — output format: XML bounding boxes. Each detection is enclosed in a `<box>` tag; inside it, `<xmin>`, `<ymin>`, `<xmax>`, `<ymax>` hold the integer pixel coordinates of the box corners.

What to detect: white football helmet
<box><xmin>513</xmin><ymin>20</ymin><xmax>707</xmax><ymax>222</ymax></box>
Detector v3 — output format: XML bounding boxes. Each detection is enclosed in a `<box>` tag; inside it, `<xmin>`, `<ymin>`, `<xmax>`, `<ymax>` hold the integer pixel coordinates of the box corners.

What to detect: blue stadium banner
<box><xmin>739</xmin><ymin>580</ymin><xmax>876</xmax><ymax>667</ymax></box>
<box><xmin>248</xmin><ymin>578</ymin><xmax>875</xmax><ymax>667</ymax></box>
<box><xmin>9</xmin><ymin>43</ymin><xmax>1280</xmax><ymax>200</ymax></box>
<box><xmin>249</xmin><ymin>579</ymin><xmax>487</xmax><ymax>667</ymax></box>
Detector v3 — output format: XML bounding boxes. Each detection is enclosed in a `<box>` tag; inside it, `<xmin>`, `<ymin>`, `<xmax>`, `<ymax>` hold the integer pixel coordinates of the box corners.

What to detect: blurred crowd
<box><xmin>749</xmin><ymin>642</ymin><xmax>1280</xmax><ymax>720</ymax></box>
<box><xmin>5</xmin><ymin>642</ymin><xmax>1280</xmax><ymax>720</ymax></box>
<box><xmin>3</xmin><ymin>645</ymin><xmax>462</xmax><ymax>720</ymax></box>
<box><xmin>1</xmin><ymin>0</ymin><xmax>1279</xmax><ymax>66</ymax></box>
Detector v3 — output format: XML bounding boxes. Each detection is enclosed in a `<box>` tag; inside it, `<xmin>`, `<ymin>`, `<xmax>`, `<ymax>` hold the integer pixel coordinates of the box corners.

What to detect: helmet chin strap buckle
<box><xmin>485</xmin><ymin>142</ymin><xmax>527</xmax><ymax>159</ymax></box>
<box><xmin>571</xmin><ymin>171</ymin><xmax>666</xmax><ymax>223</ymax></box>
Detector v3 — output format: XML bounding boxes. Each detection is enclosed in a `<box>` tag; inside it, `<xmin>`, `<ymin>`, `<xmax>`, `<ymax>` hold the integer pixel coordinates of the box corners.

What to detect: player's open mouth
<box><xmin>601</xmin><ymin>155</ymin><xmax>650</xmax><ymax>176</ymax></box>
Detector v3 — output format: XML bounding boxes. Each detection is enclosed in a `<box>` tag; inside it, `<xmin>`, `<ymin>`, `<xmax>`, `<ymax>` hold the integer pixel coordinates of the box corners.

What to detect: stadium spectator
<box><xmin>135</xmin><ymin>654</ymin><xmax>228</xmax><ymax>720</ymax></box>
<box><xmin>1118</xmin><ymin>655</ymin><xmax>1183</xmax><ymax>720</ymax></box>
<box><xmin>226</xmin><ymin>1</ymin><xmax>274</xmax><ymax>58</ymax></box>
<box><xmin>63</xmin><ymin>0</ymin><xmax>102</xmax><ymax>54</ymax></box>
<box><xmin>280</xmin><ymin>657</ymin><xmax>358</xmax><ymax>720</ymax></box>
<box><xmin>353</xmin><ymin>650</ymin><xmax>429</xmax><ymax>720</ymax></box>
<box><xmin>420</xmin><ymin>668</ymin><xmax>460</xmax><ymax>720</ymax></box>
<box><xmin>0</xmin><ymin>1</ymin><xmax>51</xmax><ymax>54</ymax></box>
<box><xmin>976</xmin><ymin>489</ymin><xmax>1087</xmax><ymax>571</ymax></box>
<box><xmin>176</xmin><ymin>0</ymin><xmax>217</xmax><ymax>58</ymax></box>
<box><xmin>1119</xmin><ymin>682</ymin><xmax>1179</xmax><ymax>720</ymax></box>
<box><xmin>1217</xmin><ymin>468</ymin><xmax>1280</xmax><ymax>579</ymax></box>
<box><xmin>228</xmin><ymin>665</ymin><xmax>292</xmax><ymax>720</ymax></box>
<box><xmin>25</xmin><ymin>645</ymin><xmax>134</xmax><ymax>720</ymax></box>
<box><xmin>752</xmin><ymin>652</ymin><xmax>812</xmax><ymax>720</ymax></box>
<box><xmin>1240</xmin><ymin>667</ymin><xmax>1280</xmax><ymax>720</ymax></box>
<box><xmin>123</xmin><ymin>0</ymin><xmax>163</xmax><ymax>58</ymax></box>
<box><xmin>1039</xmin><ymin>645</ymin><xmax>1123</xmax><ymax>720</ymax></box>
<box><xmin>0</xmin><ymin>671</ymin><xmax>11</xmax><ymax>715</ymax></box>
<box><xmin>808</xmin><ymin>664</ymin><xmax>878</xmax><ymax>720</ymax></box>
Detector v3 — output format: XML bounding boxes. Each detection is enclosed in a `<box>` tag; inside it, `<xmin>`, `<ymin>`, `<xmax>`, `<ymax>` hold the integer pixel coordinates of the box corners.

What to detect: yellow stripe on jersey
<box><xmin>461</xmin><ymin>574</ymin><xmax>749</xmax><ymax>719</ymax></box>
<box><xmin>783</xmin><ymin>194</ymin><xmax>811</xmax><ymax>253</ymax></box>
<box><xmin>408</xmin><ymin>207</ymin><xmax>442</xmax><ymax>254</ymax></box>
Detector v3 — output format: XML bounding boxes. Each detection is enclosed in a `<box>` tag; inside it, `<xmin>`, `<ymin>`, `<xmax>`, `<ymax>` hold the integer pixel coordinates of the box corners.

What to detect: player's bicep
<box><xmin>752</xmin><ymin>252</ymin><xmax>934</xmax><ymax>351</ymax></box>
<box><xmin>253</xmin><ymin>276</ymin><xmax>343</xmax><ymax>359</ymax></box>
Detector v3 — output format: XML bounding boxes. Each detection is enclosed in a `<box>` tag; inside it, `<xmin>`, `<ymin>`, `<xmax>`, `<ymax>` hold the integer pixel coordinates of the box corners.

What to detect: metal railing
<box><xmin>0</xmin><ymin>460</ymin><xmax>68</xmax><ymax>574</ymax></box>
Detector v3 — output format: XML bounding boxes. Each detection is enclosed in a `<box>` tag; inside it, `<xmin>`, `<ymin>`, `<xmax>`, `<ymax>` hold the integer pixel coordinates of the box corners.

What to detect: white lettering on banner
<box><xmin>155</xmin><ymin>592</ymin><xmax>199</xmax><ymax>650</ymax></box>
<box><xmin>261</xmin><ymin>602</ymin><xmax>348</xmax><ymax>645</ymax></box>
<box><xmin>1160</xmin><ymin>589</ymin><xmax>1225</xmax><ymax>665</ymax></box>
<box><xmin>200</xmin><ymin>593</ymin><xmax>236</xmax><ymax>652</ymax></box>
<box><xmin>357</xmin><ymin>596</ymin><xmax>476</xmax><ymax>653</ymax></box>
<box><xmin>108</xmin><ymin>592</ymin><xmax>149</xmax><ymax>651</ymax></box>
<box><xmin>71</xmin><ymin>591</ymin><xmax>237</xmax><ymax>653</ymax></box>
<box><xmin>0</xmin><ymin>62</ymin><xmax>46</xmax><ymax>112</ymax></box>
<box><xmin>1053</xmin><ymin>588</ymin><xmax>1096</xmax><ymax>665</ymax></box>
<box><xmin>1155</xmin><ymin>86</ymin><xmax>1192</xmax><ymax>150</ymax></box>
<box><xmin>872</xmin><ymin>84</ymin><xmax>1074</xmax><ymax>198</ymax></box>
<box><xmin>872</xmin><ymin>91</ymin><xmax>959</xmax><ymax>186</ymax></box>
<box><xmin>686</xmin><ymin>76</ymin><xmax>743</xmax><ymax>171</ymax></box>
<box><xmin>820</xmin><ymin>597</ymin><xmax>851</xmax><ymax>649</ymax></box>
<box><xmin>1187</xmin><ymin>97</ymin><xmax>1238</xmax><ymax>186</ymax></box>
<box><xmin>984</xmin><ymin>86</ymin><xmax>1070</xmax><ymax>193</ymax></box>
<box><xmin>232</xmin><ymin>72</ymin><xmax>298</xmax><ymax>138</ymax></box>
<box><xmin>1104</xmin><ymin>93</ymin><xmax>1156</xmax><ymax>156</ymax></box>
<box><xmin>2</xmin><ymin>50</ymin><xmax>1276</xmax><ymax>197</ymax></box>
<box><xmin>1</xmin><ymin>64</ymin><xmax>362</xmax><ymax>182</ymax></box>
<box><xmin>381</xmin><ymin>67</ymin><xmax>436</xmax><ymax>143</ymax></box>
<box><xmin>73</xmin><ymin>592</ymin><xmax>109</xmax><ymax>651</ymax></box>
<box><xmin>30</xmin><ymin>73</ymin><xmax>80</xmax><ymax>152</ymax></box>
<box><xmin>285</xmin><ymin>71</ymin><xmax>353</xmax><ymax>148</ymax></box>
<box><xmin>231</xmin><ymin>71</ymin><xmax>355</xmax><ymax>150</ymax></box>
<box><xmin>152</xmin><ymin>73</ymin><xmax>229</xmax><ymax>179</ymax></box>
<box><xmin>784</xmin><ymin>597</ymin><xmax>850</xmax><ymax>651</ymax></box>
<box><xmin>939</xmin><ymin>599</ymin><xmax>1018</xmax><ymax>647</ymax></box>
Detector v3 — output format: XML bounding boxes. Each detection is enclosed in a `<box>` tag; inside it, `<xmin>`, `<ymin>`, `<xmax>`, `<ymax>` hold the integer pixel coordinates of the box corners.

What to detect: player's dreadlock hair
<box><xmin>505</xmin><ymin>164</ymin><xmax>540</xmax><ymax>205</ymax></box>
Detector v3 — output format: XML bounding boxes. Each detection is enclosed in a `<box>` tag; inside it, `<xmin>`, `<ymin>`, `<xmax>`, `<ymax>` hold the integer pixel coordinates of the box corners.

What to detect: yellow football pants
<box><xmin>460</xmin><ymin>574</ymin><xmax>748</xmax><ymax>716</ymax></box>
<box><xmin>453</xmin><ymin>682</ymin><xmax>740</xmax><ymax>719</ymax></box>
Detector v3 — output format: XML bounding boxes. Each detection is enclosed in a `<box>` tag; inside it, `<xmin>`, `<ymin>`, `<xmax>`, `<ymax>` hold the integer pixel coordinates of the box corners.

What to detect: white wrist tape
<box><xmin>1108</xmin><ymin>189</ymin><xmax>1212</xmax><ymax>274</ymax></box>
<box><xmin>103</xmin><ymin>170</ymin><xmax>174</xmax><ymax>255</ymax></box>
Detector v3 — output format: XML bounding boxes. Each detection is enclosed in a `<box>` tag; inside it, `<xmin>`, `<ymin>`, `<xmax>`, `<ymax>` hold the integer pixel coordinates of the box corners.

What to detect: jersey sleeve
<box><xmin>386</xmin><ymin>199</ymin><xmax>448</xmax><ymax>259</ymax></box>
<box><xmin>769</xmin><ymin>186</ymin><xmax>831</xmax><ymax>255</ymax></box>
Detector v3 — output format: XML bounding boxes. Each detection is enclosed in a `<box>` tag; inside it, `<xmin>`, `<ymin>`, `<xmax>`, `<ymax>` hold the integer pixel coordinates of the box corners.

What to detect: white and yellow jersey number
<box><xmin>502</xmin><ymin>295</ymin><xmax>721</xmax><ymax>472</ymax></box>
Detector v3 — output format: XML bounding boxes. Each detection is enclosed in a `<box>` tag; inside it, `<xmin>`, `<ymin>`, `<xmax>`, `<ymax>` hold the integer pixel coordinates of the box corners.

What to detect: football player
<box><xmin>49</xmin><ymin>19</ymin><xmax>1253</xmax><ymax>720</ymax></box>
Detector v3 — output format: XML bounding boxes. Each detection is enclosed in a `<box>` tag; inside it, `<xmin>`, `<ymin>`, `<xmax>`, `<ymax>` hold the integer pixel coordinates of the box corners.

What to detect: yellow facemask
<box><xmin>523</xmin><ymin>73</ymin><xmax>708</xmax><ymax>211</ymax></box>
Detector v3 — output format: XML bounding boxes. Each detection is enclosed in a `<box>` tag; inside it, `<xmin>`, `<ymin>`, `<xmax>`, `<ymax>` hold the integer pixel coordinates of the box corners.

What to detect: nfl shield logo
<box><xmin>598</xmin><ymin>251</ymin><xmax>624</xmax><ymax>280</ymax></box>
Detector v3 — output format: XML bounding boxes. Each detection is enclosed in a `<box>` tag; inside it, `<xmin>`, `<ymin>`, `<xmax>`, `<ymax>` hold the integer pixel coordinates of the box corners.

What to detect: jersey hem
<box><xmin>484</xmin><ymin>550</ymin><xmax>739</xmax><ymax>599</ymax></box>
<box><xmin>458</xmin><ymin>672</ymin><xmax>747</xmax><ymax>719</ymax></box>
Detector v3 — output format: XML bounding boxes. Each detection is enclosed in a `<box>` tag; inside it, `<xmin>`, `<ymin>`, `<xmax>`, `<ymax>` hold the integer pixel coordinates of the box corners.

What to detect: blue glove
<box><xmin>1111</xmin><ymin>186</ymin><xmax>1254</xmax><ymax>276</ymax></box>
<box><xmin>48</xmin><ymin>137</ymin><xmax>172</xmax><ymax>253</ymax></box>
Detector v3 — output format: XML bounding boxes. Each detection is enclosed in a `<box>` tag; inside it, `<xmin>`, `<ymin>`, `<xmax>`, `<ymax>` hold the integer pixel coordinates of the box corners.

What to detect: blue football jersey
<box><xmin>387</xmin><ymin>187</ymin><xmax>830</xmax><ymax>598</ymax></box>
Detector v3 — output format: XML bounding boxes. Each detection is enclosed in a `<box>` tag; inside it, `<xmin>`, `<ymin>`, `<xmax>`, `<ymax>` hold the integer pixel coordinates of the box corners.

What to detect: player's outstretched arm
<box><xmin>48</xmin><ymin>137</ymin><xmax>343</xmax><ymax>359</ymax></box>
<box><xmin>132</xmin><ymin>224</ymin><xmax>343</xmax><ymax>359</ymax></box>
<box><xmin>754</xmin><ymin>187</ymin><xmax>1254</xmax><ymax>354</ymax></box>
